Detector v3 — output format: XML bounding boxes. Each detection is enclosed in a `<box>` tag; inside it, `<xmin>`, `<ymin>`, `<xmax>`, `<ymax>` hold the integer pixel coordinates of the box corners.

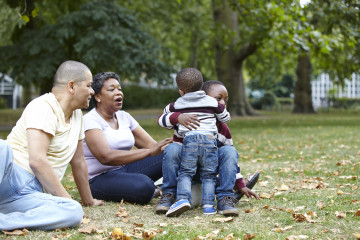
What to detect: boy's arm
<box><xmin>158</xmin><ymin>103</ymin><xmax>200</xmax><ymax>130</ymax></box>
<box><xmin>215</xmin><ymin>103</ymin><xmax>231</xmax><ymax>123</ymax></box>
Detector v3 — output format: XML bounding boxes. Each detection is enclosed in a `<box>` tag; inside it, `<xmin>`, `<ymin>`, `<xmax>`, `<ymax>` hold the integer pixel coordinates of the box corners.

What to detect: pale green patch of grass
<box><xmin>1</xmin><ymin>111</ymin><xmax>360</xmax><ymax>239</ymax></box>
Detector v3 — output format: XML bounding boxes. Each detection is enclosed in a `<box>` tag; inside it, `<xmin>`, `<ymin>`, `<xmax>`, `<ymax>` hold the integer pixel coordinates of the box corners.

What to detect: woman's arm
<box><xmin>85</xmin><ymin>128</ymin><xmax>172</xmax><ymax>166</ymax></box>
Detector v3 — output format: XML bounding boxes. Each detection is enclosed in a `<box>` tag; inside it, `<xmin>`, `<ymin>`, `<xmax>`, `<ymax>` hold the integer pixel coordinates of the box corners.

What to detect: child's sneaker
<box><xmin>156</xmin><ymin>193</ymin><xmax>176</xmax><ymax>214</ymax></box>
<box><xmin>203</xmin><ymin>205</ymin><xmax>217</xmax><ymax>215</ymax></box>
<box><xmin>166</xmin><ymin>199</ymin><xmax>191</xmax><ymax>217</ymax></box>
<box><xmin>217</xmin><ymin>196</ymin><xmax>239</xmax><ymax>216</ymax></box>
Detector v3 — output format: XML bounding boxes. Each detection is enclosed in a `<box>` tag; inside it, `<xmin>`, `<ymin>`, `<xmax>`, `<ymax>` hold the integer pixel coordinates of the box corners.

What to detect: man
<box><xmin>0</xmin><ymin>60</ymin><xmax>104</xmax><ymax>231</ymax></box>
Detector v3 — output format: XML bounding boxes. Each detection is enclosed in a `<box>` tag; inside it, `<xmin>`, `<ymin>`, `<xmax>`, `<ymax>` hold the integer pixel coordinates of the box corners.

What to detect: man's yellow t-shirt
<box><xmin>6</xmin><ymin>93</ymin><xmax>84</xmax><ymax>180</ymax></box>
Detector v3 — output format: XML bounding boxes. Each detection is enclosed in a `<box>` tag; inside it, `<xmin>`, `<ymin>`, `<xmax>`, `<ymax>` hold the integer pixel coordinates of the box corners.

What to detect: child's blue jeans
<box><xmin>0</xmin><ymin>139</ymin><xmax>83</xmax><ymax>230</ymax></box>
<box><xmin>176</xmin><ymin>134</ymin><xmax>218</xmax><ymax>206</ymax></box>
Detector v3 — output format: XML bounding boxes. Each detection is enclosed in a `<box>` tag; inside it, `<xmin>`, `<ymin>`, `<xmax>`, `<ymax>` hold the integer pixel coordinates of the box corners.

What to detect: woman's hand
<box><xmin>178</xmin><ymin>114</ymin><xmax>200</xmax><ymax>130</ymax></box>
<box><xmin>150</xmin><ymin>138</ymin><xmax>173</xmax><ymax>156</ymax></box>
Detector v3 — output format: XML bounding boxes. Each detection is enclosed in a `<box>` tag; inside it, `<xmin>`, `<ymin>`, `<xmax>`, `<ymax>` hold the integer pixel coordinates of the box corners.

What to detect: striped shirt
<box><xmin>158</xmin><ymin>90</ymin><xmax>230</xmax><ymax>143</ymax></box>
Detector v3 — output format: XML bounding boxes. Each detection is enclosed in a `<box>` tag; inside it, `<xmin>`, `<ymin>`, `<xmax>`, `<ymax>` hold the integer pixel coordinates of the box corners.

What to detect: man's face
<box><xmin>74</xmin><ymin>71</ymin><xmax>94</xmax><ymax>109</ymax></box>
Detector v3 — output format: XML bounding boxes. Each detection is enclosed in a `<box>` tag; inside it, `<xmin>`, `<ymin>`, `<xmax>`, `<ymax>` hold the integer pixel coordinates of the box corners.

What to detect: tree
<box><xmin>293</xmin><ymin>0</ymin><xmax>360</xmax><ymax>113</ymax></box>
<box><xmin>0</xmin><ymin>0</ymin><xmax>172</xmax><ymax>95</ymax></box>
<box><xmin>212</xmin><ymin>0</ymin><xmax>301</xmax><ymax>116</ymax></box>
<box><xmin>120</xmin><ymin>0</ymin><xmax>215</xmax><ymax>80</ymax></box>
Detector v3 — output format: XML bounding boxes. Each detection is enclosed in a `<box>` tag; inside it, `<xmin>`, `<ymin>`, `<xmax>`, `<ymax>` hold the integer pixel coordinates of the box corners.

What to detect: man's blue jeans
<box><xmin>161</xmin><ymin>143</ymin><xmax>238</xmax><ymax>202</ymax></box>
<box><xmin>0</xmin><ymin>139</ymin><xmax>83</xmax><ymax>230</ymax></box>
<box><xmin>176</xmin><ymin>134</ymin><xmax>218</xmax><ymax>206</ymax></box>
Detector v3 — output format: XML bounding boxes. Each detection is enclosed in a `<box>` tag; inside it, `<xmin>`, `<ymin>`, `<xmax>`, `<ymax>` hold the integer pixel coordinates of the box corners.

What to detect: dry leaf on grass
<box><xmin>111</xmin><ymin>227</ymin><xmax>131</xmax><ymax>240</ymax></box>
<box><xmin>243</xmin><ymin>233</ymin><xmax>256</xmax><ymax>240</ymax></box>
<box><xmin>335</xmin><ymin>211</ymin><xmax>346</xmax><ymax>218</ymax></box>
<box><xmin>353</xmin><ymin>233</ymin><xmax>360</xmax><ymax>240</ymax></box>
<box><xmin>316</xmin><ymin>201</ymin><xmax>325</xmax><ymax>209</ymax></box>
<box><xmin>292</xmin><ymin>213</ymin><xmax>307</xmax><ymax>222</ymax></box>
<box><xmin>81</xmin><ymin>217</ymin><xmax>91</xmax><ymax>224</ymax></box>
<box><xmin>272</xmin><ymin>226</ymin><xmax>293</xmax><ymax>232</ymax></box>
<box><xmin>354</xmin><ymin>210</ymin><xmax>360</xmax><ymax>216</ymax></box>
<box><xmin>213</xmin><ymin>217</ymin><xmax>234</xmax><ymax>223</ymax></box>
<box><xmin>2</xmin><ymin>229</ymin><xmax>29</xmax><ymax>236</ymax></box>
<box><xmin>52</xmin><ymin>233</ymin><xmax>72</xmax><ymax>239</ymax></box>
<box><xmin>286</xmin><ymin>235</ymin><xmax>309</xmax><ymax>240</ymax></box>
<box><xmin>78</xmin><ymin>225</ymin><xmax>100</xmax><ymax>234</ymax></box>
<box><xmin>259</xmin><ymin>193</ymin><xmax>272</xmax><ymax>199</ymax></box>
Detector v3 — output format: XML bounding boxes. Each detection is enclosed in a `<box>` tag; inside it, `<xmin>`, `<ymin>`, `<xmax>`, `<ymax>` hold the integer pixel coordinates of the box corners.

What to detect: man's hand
<box><xmin>150</xmin><ymin>138</ymin><xmax>173</xmax><ymax>156</ymax></box>
<box><xmin>178</xmin><ymin>114</ymin><xmax>200</xmax><ymax>130</ymax></box>
<box><xmin>239</xmin><ymin>187</ymin><xmax>260</xmax><ymax>200</ymax></box>
<box><xmin>83</xmin><ymin>198</ymin><xmax>105</xmax><ymax>207</ymax></box>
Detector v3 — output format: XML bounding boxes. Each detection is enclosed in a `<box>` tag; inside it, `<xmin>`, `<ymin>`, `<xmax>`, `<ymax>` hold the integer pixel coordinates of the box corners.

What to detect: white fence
<box><xmin>311</xmin><ymin>73</ymin><xmax>360</xmax><ymax>109</ymax></box>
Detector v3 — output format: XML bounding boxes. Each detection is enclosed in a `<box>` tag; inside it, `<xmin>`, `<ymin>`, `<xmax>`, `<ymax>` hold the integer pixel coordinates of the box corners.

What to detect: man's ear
<box><xmin>179</xmin><ymin>89</ymin><xmax>185</xmax><ymax>96</ymax></box>
<box><xmin>67</xmin><ymin>81</ymin><xmax>75</xmax><ymax>93</ymax></box>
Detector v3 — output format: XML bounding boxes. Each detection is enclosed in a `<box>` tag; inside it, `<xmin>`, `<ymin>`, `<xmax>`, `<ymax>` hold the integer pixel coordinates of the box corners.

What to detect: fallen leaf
<box><xmin>337</xmin><ymin>190</ymin><xmax>344</xmax><ymax>195</ymax></box>
<box><xmin>354</xmin><ymin>210</ymin><xmax>360</xmax><ymax>217</ymax></box>
<box><xmin>2</xmin><ymin>229</ymin><xmax>29</xmax><ymax>236</ymax></box>
<box><xmin>286</xmin><ymin>235</ymin><xmax>309</xmax><ymax>240</ymax></box>
<box><xmin>224</xmin><ymin>233</ymin><xmax>235</xmax><ymax>240</ymax></box>
<box><xmin>259</xmin><ymin>181</ymin><xmax>268</xmax><ymax>187</ymax></box>
<box><xmin>335</xmin><ymin>211</ymin><xmax>346</xmax><ymax>218</ymax></box>
<box><xmin>78</xmin><ymin>225</ymin><xmax>98</xmax><ymax>234</ymax></box>
<box><xmin>111</xmin><ymin>227</ymin><xmax>131</xmax><ymax>240</ymax></box>
<box><xmin>81</xmin><ymin>218</ymin><xmax>91</xmax><ymax>224</ymax></box>
<box><xmin>243</xmin><ymin>233</ymin><xmax>256</xmax><ymax>240</ymax></box>
<box><xmin>353</xmin><ymin>233</ymin><xmax>360</xmax><ymax>240</ymax></box>
<box><xmin>316</xmin><ymin>201</ymin><xmax>325</xmax><ymax>209</ymax></box>
<box><xmin>292</xmin><ymin>213</ymin><xmax>306</xmax><ymax>222</ymax></box>
<box><xmin>213</xmin><ymin>217</ymin><xmax>234</xmax><ymax>223</ymax></box>
<box><xmin>272</xmin><ymin>226</ymin><xmax>293</xmax><ymax>232</ymax></box>
<box><xmin>278</xmin><ymin>184</ymin><xmax>290</xmax><ymax>191</ymax></box>
<box><xmin>259</xmin><ymin>193</ymin><xmax>272</xmax><ymax>199</ymax></box>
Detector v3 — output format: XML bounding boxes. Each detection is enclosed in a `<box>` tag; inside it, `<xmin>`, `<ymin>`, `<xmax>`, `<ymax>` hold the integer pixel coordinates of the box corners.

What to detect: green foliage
<box><xmin>331</xmin><ymin>97</ymin><xmax>360</xmax><ymax>110</ymax></box>
<box><xmin>120</xmin><ymin>0</ymin><xmax>215</xmax><ymax>79</ymax></box>
<box><xmin>0</xmin><ymin>0</ymin><xmax>173</xmax><ymax>93</ymax></box>
<box><xmin>121</xmin><ymin>85</ymin><xmax>179</xmax><ymax>109</ymax></box>
<box><xmin>0</xmin><ymin>96</ymin><xmax>8</xmax><ymax>109</ymax></box>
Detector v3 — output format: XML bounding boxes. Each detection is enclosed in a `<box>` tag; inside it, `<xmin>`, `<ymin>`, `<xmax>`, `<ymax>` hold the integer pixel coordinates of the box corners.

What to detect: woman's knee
<box><xmin>129</xmin><ymin>176</ymin><xmax>155</xmax><ymax>204</ymax></box>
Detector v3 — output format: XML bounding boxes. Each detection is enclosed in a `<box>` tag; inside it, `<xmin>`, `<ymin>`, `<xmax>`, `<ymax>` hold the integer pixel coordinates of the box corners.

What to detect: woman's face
<box><xmin>95</xmin><ymin>78</ymin><xmax>124</xmax><ymax>111</ymax></box>
<box><xmin>206</xmin><ymin>84</ymin><xmax>228</xmax><ymax>108</ymax></box>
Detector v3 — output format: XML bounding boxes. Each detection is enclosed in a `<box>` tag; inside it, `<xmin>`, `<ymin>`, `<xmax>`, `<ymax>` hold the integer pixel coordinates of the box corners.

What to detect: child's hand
<box><xmin>178</xmin><ymin>114</ymin><xmax>200</xmax><ymax>130</ymax></box>
<box><xmin>239</xmin><ymin>187</ymin><xmax>260</xmax><ymax>200</ymax></box>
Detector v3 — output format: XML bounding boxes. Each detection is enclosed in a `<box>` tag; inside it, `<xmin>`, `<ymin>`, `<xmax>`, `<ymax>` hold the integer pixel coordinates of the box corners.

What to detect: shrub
<box><xmin>0</xmin><ymin>96</ymin><xmax>8</xmax><ymax>109</ymax></box>
<box><xmin>122</xmin><ymin>84</ymin><xmax>179</xmax><ymax>109</ymax></box>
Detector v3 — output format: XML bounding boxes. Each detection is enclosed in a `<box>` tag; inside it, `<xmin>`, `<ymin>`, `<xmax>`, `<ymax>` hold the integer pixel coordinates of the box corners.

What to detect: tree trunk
<box><xmin>212</xmin><ymin>0</ymin><xmax>257</xmax><ymax>116</ymax></box>
<box><xmin>293</xmin><ymin>54</ymin><xmax>315</xmax><ymax>113</ymax></box>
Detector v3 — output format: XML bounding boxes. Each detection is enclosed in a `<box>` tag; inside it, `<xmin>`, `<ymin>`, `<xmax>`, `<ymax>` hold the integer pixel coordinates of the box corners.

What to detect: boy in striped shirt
<box><xmin>161</xmin><ymin>68</ymin><xmax>230</xmax><ymax>217</ymax></box>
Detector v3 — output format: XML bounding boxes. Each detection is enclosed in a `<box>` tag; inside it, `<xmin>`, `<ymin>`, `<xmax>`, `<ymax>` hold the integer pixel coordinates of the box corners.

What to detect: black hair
<box><xmin>202</xmin><ymin>80</ymin><xmax>224</xmax><ymax>94</ymax></box>
<box><xmin>92</xmin><ymin>72</ymin><xmax>120</xmax><ymax>107</ymax></box>
<box><xmin>176</xmin><ymin>68</ymin><xmax>203</xmax><ymax>93</ymax></box>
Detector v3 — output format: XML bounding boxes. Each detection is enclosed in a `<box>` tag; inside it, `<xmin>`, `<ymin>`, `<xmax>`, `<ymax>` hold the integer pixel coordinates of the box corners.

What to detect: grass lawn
<box><xmin>1</xmin><ymin>110</ymin><xmax>359</xmax><ymax>239</ymax></box>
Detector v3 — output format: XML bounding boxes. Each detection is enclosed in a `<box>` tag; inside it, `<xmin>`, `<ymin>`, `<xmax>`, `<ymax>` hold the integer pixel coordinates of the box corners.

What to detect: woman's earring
<box><xmin>97</xmin><ymin>99</ymin><xmax>101</xmax><ymax>102</ymax></box>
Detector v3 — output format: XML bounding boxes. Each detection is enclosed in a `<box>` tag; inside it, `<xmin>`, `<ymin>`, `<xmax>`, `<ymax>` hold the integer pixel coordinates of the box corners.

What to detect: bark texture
<box><xmin>293</xmin><ymin>54</ymin><xmax>315</xmax><ymax>113</ymax></box>
<box><xmin>212</xmin><ymin>0</ymin><xmax>257</xmax><ymax>116</ymax></box>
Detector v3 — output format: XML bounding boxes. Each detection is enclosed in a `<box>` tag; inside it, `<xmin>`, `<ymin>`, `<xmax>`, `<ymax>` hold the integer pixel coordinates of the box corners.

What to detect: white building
<box><xmin>0</xmin><ymin>73</ymin><xmax>23</xmax><ymax>109</ymax></box>
<box><xmin>311</xmin><ymin>73</ymin><xmax>360</xmax><ymax>109</ymax></box>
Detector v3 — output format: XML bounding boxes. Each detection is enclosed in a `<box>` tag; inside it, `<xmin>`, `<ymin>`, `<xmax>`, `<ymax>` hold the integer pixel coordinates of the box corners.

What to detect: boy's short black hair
<box><xmin>202</xmin><ymin>80</ymin><xmax>224</xmax><ymax>94</ymax></box>
<box><xmin>176</xmin><ymin>68</ymin><xmax>203</xmax><ymax>93</ymax></box>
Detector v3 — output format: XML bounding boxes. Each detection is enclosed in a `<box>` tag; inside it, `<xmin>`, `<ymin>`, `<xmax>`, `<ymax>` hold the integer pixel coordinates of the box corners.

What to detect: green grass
<box><xmin>1</xmin><ymin>110</ymin><xmax>360</xmax><ymax>239</ymax></box>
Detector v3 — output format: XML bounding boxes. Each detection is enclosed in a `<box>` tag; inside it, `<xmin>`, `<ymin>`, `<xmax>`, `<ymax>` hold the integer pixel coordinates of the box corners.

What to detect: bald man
<box><xmin>0</xmin><ymin>60</ymin><xmax>104</xmax><ymax>231</ymax></box>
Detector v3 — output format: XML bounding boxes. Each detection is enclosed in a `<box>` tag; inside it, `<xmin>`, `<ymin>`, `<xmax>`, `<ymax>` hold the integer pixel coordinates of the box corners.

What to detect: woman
<box><xmin>83</xmin><ymin>72</ymin><xmax>172</xmax><ymax>204</ymax></box>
